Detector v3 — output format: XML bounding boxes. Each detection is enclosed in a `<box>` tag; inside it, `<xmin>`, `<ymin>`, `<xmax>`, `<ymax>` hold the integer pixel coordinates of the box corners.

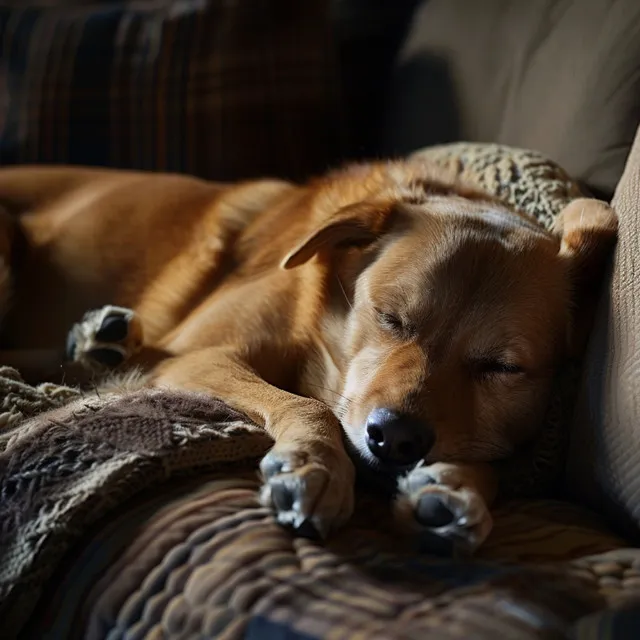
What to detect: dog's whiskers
<box><xmin>302</xmin><ymin>382</ymin><xmax>358</xmax><ymax>422</ymax></box>
<box><xmin>304</xmin><ymin>382</ymin><xmax>350</xmax><ymax>401</ymax></box>
<box><xmin>336</xmin><ymin>276</ymin><xmax>354</xmax><ymax>312</ymax></box>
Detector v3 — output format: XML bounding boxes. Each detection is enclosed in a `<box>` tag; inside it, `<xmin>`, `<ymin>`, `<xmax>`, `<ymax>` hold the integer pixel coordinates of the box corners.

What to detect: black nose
<box><xmin>365</xmin><ymin>408</ymin><xmax>433</xmax><ymax>466</ymax></box>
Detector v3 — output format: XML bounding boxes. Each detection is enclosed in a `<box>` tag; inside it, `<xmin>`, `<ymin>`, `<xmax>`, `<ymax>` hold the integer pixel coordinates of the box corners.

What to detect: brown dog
<box><xmin>0</xmin><ymin>161</ymin><xmax>617</xmax><ymax>552</ymax></box>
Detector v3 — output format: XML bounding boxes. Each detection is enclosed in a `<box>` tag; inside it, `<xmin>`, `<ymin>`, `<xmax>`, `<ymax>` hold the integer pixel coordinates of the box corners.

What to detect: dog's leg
<box><xmin>395</xmin><ymin>461</ymin><xmax>498</xmax><ymax>555</ymax></box>
<box><xmin>151</xmin><ymin>347</ymin><xmax>355</xmax><ymax>538</ymax></box>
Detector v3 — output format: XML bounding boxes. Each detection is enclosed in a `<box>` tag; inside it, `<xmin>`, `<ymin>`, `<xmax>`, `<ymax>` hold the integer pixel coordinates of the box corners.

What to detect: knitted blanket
<box><xmin>0</xmin><ymin>373</ymin><xmax>275</xmax><ymax>636</ymax></box>
<box><xmin>0</xmin><ymin>143</ymin><xmax>628</xmax><ymax>638</ymax></box>
<box><xmin>3</xmin><ymin>371</ymin><xmax>640</xmax><ymax>640</ymax></box>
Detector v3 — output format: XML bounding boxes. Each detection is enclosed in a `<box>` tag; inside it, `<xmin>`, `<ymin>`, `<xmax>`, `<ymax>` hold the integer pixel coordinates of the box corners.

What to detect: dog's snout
<box><xmin>365</xmin><ymin>408</ymin><xmax>433</xmax><ymax>466</ymax></box>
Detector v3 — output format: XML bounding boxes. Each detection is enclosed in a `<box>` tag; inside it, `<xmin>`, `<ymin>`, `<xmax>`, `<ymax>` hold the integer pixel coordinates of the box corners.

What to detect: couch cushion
<box><xmin>0</xmin><ymin>0</ymin><xmax>343</xmax><ymax>181</ymax></box>
<box><xmin>23</xmin><ymin>475</ymin><xmax>632</xmax><ymax>640</ymax></box>
<box><xmin>379</xmin><ymin>0</ymin><xmax>640</xmax><ymax>199</ymax></box>
<box><xmin>565</xmin><ymin>127</ymin><xmax>640</xmax><ymax>541</ymax></box>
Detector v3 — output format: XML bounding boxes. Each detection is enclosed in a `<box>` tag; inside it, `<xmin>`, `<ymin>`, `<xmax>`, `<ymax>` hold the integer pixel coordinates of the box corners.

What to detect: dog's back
<box><xmin>0</xmin><ymin>166</ymin><xmax>298</xmax><ymax>349</ymax></box>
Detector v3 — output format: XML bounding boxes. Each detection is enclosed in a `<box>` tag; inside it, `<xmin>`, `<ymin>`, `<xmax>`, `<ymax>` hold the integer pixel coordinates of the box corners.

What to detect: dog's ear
<box><xmin>553</xmin><ymin>198</ymin><xmax>618</xmax><ymax>356</ymax></box>
<box><xmin>554</xmin><ymin>198</ymin><xmax>618</xmax><ymax>270</ymax></box>
<box><xmin>281</xmin><ymin>201</ymin><xmax>392</xmax><ymax>270</ymax></box>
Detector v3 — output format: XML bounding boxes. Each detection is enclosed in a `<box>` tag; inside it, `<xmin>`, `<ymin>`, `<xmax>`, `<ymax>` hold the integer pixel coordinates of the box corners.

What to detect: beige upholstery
<box><xmin>566</xmin><ymin>126</ymin><xmax>640</xmax><ymax>539</ymax></box>
<box><xmin>383</xmin><ymin>0</ymin><xmax>640</xmax><ymax>199</ymax></box>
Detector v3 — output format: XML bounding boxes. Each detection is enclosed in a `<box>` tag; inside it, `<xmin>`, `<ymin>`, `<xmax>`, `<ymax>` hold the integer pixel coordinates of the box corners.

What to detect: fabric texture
<box><xmin>29</xmin><ymin>476</ymin><xmax>638</xmax><ymax>640</ymax></box>
<box><xmin>331</xmin><ymin>0</ymin><xmax>419</xmax><ymax>159</ymax></box>
<box><xmin>573</xmin><ymin>605</ymin><xmax>640</xmax><ymax>639</ymax></box>
<box><xmin>0</xmin><ymin>372</ymin><xmax>274</xmax><ymax>637</ymax></box>
<box><xmin>566</xmin><ymin>126</ymin><xmax>640</xmax><ymax>540</ymax></box>
<box><xmin>0</xmin><ymin>375</ymin><xmax>636</xmax><ymax>640</ymax></box>
<box><xmin>379</xmin><ymin>0</ymin><xmax>640</xmax><ymax>199</ymax></box>
<box><xmin>0</xmin><ymin>0</ymin><xmax>343</xmax><ymax>181</ymax></box>
<box><xmin>0</xmin><ymin>141</ymin><xmax>635</xmax><ymax>638</ymax></box>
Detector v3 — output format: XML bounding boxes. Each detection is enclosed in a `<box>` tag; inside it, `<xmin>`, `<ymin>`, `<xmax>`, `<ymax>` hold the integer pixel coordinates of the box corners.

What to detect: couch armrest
<box><xmin>565</xmin><ymin>125</ymin><xmax>640</xmax><ymax>540</ymax></box>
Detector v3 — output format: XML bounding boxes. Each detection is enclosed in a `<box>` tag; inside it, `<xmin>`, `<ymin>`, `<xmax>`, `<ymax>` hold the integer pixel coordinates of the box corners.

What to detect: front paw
<box><xmin>259</xmin><ymin>440</ymin><xmax>355</xmax><ymax>539</ymax></box>
<box><xmin>395</xmin><ymin>465</ymin><xmax>493</xmax><ymax>555</ymax></box>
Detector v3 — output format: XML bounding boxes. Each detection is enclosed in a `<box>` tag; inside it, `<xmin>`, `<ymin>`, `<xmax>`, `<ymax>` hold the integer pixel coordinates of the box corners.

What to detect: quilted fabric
<box><xmin>27</xmin><ymin>474</ymin><xmax>637</xmax><ymax>640</ymax></box>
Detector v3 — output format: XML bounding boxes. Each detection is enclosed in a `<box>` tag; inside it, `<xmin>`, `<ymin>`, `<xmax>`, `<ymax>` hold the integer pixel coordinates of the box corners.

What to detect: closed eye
<box><xmin>374</xmin><ymin>308</ymin><xmax>406</xmax><ymax>333</ymax></box>
<box><xmin>474</xmin><ymin>360</ymin><xmax>525</xmax><ymax>378</ymax></box>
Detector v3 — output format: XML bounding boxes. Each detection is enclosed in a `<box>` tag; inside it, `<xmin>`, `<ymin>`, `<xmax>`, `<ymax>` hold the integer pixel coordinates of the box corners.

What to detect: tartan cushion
<box><xmin>0</xmin><ymin>0</ymin><xmax>343</xmax><ymax>181</ymax></box>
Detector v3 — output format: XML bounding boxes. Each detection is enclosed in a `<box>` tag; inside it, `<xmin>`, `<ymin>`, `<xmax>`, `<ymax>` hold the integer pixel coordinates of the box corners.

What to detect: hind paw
<box><xmin>66</xmin><ymin>305</ymin><xmax>143</xmax><ymax>371</ymax></box>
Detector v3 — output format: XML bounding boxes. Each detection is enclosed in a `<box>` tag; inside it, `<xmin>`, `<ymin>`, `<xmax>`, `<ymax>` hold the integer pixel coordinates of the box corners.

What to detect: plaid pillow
<box><xmin>0</xmin><ymin>0</ymin><xmax>344</xmax><ymax>181</ymax></box>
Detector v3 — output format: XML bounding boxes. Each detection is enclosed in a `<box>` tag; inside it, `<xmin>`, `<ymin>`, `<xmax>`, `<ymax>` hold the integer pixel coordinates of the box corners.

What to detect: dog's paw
<box><xmin>66</xmin><ymin>305</ymin><xmax>143</xmax><ymax>371</ymax></box>
<box><xmin>395</xmin><ymin>464</ymin><xmax>493</xmax><ymax>555</ymax></box>
<box><xmin>259</xmin><ymin>439</ymin><xmax>355</xmax><ymax>539</ymax></box>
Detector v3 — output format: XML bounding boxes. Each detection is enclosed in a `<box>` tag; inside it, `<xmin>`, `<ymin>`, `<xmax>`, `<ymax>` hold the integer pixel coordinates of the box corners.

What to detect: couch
<box><xmin>1</xmin><ymin>1</ymin><xmax>639</xmax><ymax>638</ymax></box>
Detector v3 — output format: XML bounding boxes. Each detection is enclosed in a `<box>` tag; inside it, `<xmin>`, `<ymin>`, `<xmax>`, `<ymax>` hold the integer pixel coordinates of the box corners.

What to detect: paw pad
<box><xmin>415</xmin><ymin>494</ymin><xmax>455</xmax><ymax>527</ymax></box>
<box><xmin>395</xmin><ymin>465</ymin><xmax>493</xmax><ymax>555</ymax></box>
<box><xmin>95</xmin><ymin>314</ymin><xmax>130</xmax><ymax>343</ymax></box>
<box><xmin>66</xmin><ymin>305</ymin><xmax>143</xmax><ymax>371</ymax></box>
<box><xmin>259</xmin><ymin>443</ymin><xmax>355</xmax><ymax>540</ymax></box>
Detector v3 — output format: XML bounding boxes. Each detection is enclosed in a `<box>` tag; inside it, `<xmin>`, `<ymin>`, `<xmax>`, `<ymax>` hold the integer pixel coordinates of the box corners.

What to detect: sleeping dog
<box><xmin>0</xmin><ymin>160</ymin><xmax>616</xmax><ymax>552</ymax></box>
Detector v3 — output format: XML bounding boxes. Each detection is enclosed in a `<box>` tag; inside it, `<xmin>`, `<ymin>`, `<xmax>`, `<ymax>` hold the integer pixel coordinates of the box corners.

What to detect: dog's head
<box><xmin>283</xmin><ymin>163</ymin><xmax>617</xmax><ymax>472</ymax></box>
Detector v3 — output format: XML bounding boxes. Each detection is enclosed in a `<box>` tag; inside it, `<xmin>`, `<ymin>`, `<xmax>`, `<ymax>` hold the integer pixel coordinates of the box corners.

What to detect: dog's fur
<box><xmin>0</xmin><ymin>161</ymin><xmax>617</xmax><ymax>551</ymax></box>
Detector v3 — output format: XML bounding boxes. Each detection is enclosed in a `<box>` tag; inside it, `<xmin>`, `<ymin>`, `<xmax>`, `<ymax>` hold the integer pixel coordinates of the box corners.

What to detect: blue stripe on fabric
<box><xmin>246</xmin><ymin>616</ymin><xmax>320</xmax><ymax>640</ymax></box>
<box><xmin>356</xmin><ymin>551</ymin><xmax>510</xmax><ymax>589</ymax></box>
<box><xmin>404</xmin><ymin>558</ymin><xmax>508</xmax><ymax>586</ymax></box>
<box><xmin>67</xmin><ymin>7</ymin><xmax>122</xmax><ymax>167</ymax></box>
<box><xmin>146</xmin><ymin>10</ymin><xmax>159</xmax><ymax>172</ymax></box>
<box><xmin>131</xmin><ymin>9</ymin><xmax>150</xmax><ymax>171</ymax></box>
<box><xmin>169</xmin><ymin>7</ymin><xmax>196</xmax><ymax>174</ymax></box>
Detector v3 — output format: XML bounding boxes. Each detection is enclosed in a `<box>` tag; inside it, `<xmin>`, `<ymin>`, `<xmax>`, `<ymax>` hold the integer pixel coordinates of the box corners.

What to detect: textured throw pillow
<box><xmin>0</xmin><ymin>0</ymin><xmax>343</xmax><ymax>181</ymax></box>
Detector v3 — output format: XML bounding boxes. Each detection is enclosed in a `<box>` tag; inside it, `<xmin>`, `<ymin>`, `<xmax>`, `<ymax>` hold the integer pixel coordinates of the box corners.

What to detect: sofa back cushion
<box><xmin>378</xmin><ymin>0</ymin><xmax>640</xmax><ymax>199</ymax></box>
<box><xmin>565</xmin><ymin>126</ymin><xmax>640</xmax><ymax>541</ymax></box>
<box><xmin>0</xmin><ymin>0</ymin><xmax>343</xmax><ymax>181</ymax></box>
